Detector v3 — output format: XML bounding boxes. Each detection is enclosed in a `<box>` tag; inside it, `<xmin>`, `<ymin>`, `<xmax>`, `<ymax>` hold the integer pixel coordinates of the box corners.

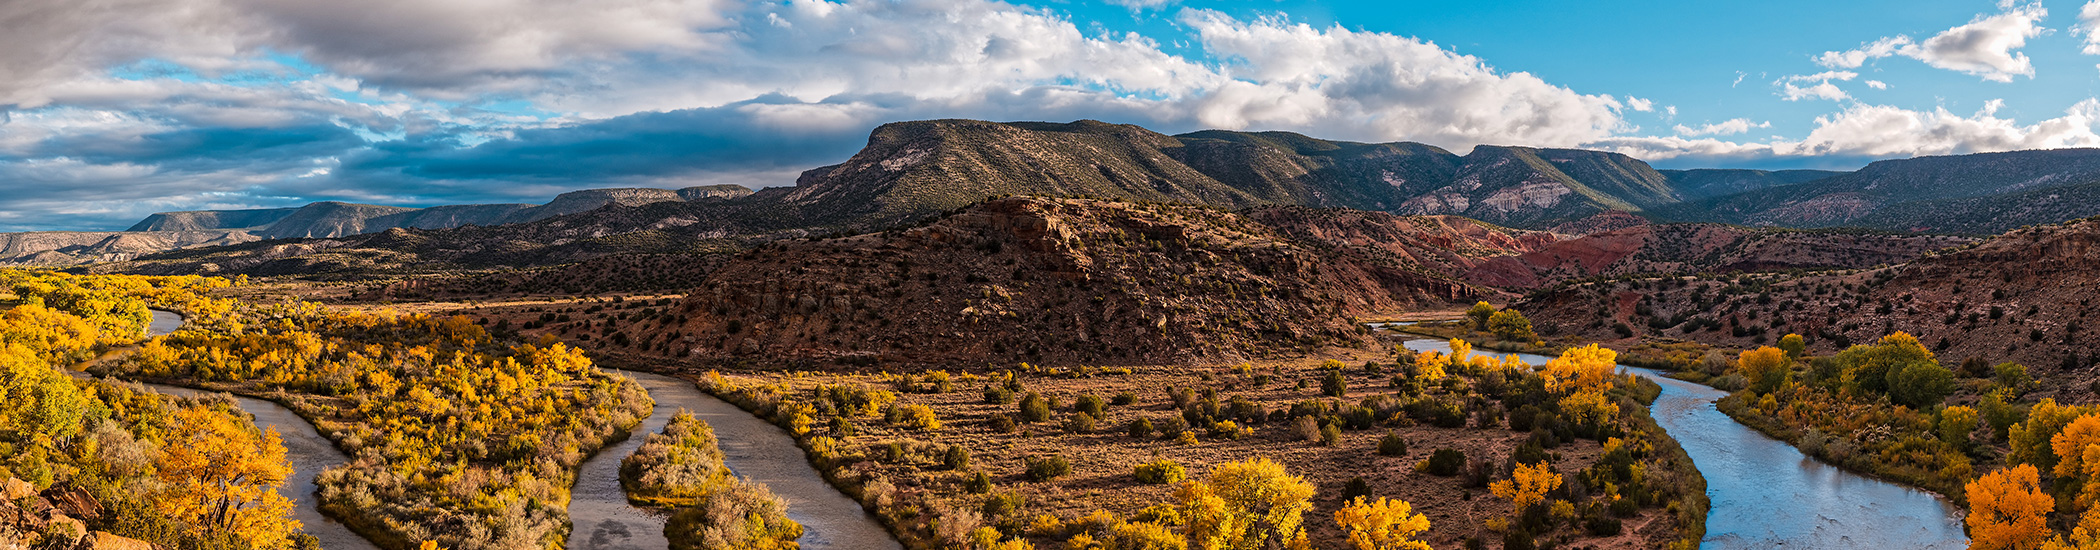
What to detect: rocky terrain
<box><xmin>1656</xmin><ymin>148</ymin><xmax>2100</xmax><ymax>233</ymax></box>
<box><xmin>1514</xmin><ymin>215</ymin><xmax>2100</xmax><ymax>399</ymax></box>
<box><xmin>1462</xmin><ymin>224</ymin><xmax>1971</xmax><ymax>288</ymax></box>
<box><xmin>626</xmin><ymin>197</ymin><xmax>1495</xmax><ymax>367</ymax></box>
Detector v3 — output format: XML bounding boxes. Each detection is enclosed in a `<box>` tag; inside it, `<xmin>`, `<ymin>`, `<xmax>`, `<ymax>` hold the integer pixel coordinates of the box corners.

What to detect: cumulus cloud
<box><xmin>2077</xmin><ymin>0</ymin><xmax>2100</xmax><ymax>64</ymax></box>
<box><xmin>1105</xmin><ymin>0</ymin><xmax>1178</xmax><ymax>10</ymax></box>
<box><xmin>1595</xmin><ymin>99</ymin><xmax>2100</xmax><ymax>165</ymax></box>
<box><xmin>1777</xmin><ymin>71</ymin><xmax>1857</xmax><ymax>101</ymax></box>
<box><xmin>1673</xmin><ymin>118</ymin><xmax>1770</xmax><ymax>137</ymax></box>
<box><xmin>1865</xmin><ymin>80</ymin><xmax>1888</xmax><ymax>89</ymax></box>
<box><xmin>1813</xmin><ymin>2</ymin><xmax>2047</xmax><ymax>82</ymax></box>
<box><xmin>5</xmin><ymin>0</ymin><xmax>2100</xmax><ymax>230</ymax></box>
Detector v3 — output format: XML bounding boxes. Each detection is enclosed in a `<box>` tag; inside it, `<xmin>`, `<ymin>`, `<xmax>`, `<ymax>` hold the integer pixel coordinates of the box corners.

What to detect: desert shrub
<box><xmin>1292</xmin><ymin>416</ymin><xmax>1322</xmax><ymax>442</ymax></box>
<box><xmin>983</xmin><ymin>386</ymin><xmax>1013</xmax><ymax>404</ymax></box>
<box><xmin>981</xmin><ymin>492</ymin><xmax>1025</xmax><ymax>518</ymax></box>
<box><xmin>1026</xmin><ymin>455</ymin><xmax>1073</xmax><ymax>481</ymax></box>
<box><xmin>1421</xmin><ymin>448</ymin><xmax>1466</xmax><ymax>476</ymax></box>
<box><xmin>1019</xmin><ymin>392</ymin><xmax>1052</xmax><ymax>423</ymax></box>
<box><xmin>891</xmin><ymin>404</ymin><xmax>942</xmax><ymax>431</ymax></box>
<box><xmin>1075</xmin><ymin>394</ymin><xmax>1107</xmax><ymax>418</ymax></box>
<box><xmin>1126</xmin><ymin>418</ymin><xmax>1155</xmax><ymax>438</ymax></box>
<box><xmin>1111</xmin><ymin>391</ymin><xmax>1138</xmax><ymax>406</ymax></box>
<box><xmin>1066</xmin><ymin>412</ymin><xmax>1097</xmax><ymax>434</ymax></box>
<box><xmin>944</xmin><ymin>446</ymin><xmax>970</xmax><ymax>470</ymax></box>
<box><xmin>1323</xmin><ymin>370</ymin><xmax>1348</xmax><ymax>397</ymax></box>
<box><xmin>1133</xmin><ymin>459</ymin><xmax>1187</xmax><ymax>485</ymax></box>
<box><xmin>1320</xmin><ymin>424</ymin><xmax>1342</xmax><ymax>447</ymax></box>
<box><xmin>1378</xmin><ymin>432</ymin><xmax>1408</xmax><ymax>456</ymax></box>
<box><xmin>620</xmin><ymin>411</ymin><xmax>726</xmax><ymax>505</ymax></box>
<box><xmin>989</xmin><ymin>415</ymin><xmax>1018</xmax><ymax>433</ymax></box>
<box><xmin>663</xmin><ymin>478</ymin><xmax>803</xmax><ymax>550</ymax></box>
<box><xmin>965</xmin><ymin>471</ymin><xmax>993</xmax><ymax>494</ymax></box>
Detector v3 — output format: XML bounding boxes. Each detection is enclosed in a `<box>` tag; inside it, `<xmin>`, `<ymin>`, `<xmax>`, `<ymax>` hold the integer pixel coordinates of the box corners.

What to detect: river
<box><xmin>567</xmin><ymin>369</ymin><xmax>901</xmax><ymax>550</ymax></box>
<box><xmin>138</xmin><ymin>311</ymin><xmax>897</xmax><ymax>550</ymax></box>
<box><xmin>137</xmin><ymin>310</ymin><xmax>381</xmax><ymax>550</ymax></box>
<box><xmin>1399</xmin><ymin>338</ymin><xmax>1969</xmax><ymax>550</ymax></box>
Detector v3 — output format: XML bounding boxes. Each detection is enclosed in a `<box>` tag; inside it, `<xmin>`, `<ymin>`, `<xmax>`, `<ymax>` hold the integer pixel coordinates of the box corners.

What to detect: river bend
<box><xmin>1399</xmin><ymin>338</ymin><xmax>1967</xmax><ymax>549</ymax></box>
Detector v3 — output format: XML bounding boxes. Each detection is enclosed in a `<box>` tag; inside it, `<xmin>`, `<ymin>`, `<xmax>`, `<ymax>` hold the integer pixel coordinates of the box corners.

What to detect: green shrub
<box><xmin>983</xmin><ymin>386</ymin><xmax>1013</xmax><ymax>404</ymax></box>
<box><xmin>1377</xmin><ymin>432</ymin><xmax>1407</xmax><ymax>456</ymax></box>
<box><xmin>1421</xmin><ymin>448</ymin><xmax>1465</xmax><ymax>476</ymax></box>
<box><xmin>1075</xmin><ymin>394</ymin><xmax>1106</xmax><ymax>418</ymax></box>
<box><xmin>1026</xmin><ymin>455</ymin><xmax>1072</xmax><ymax>481</ymax></box>
<box><xmin>1066</xmin><ymin>412</ymin><xmax>1097</xmax><ymax>434</ymax></box>
<box><xmin>1322</xmin><ymin>370</ymin><xmax>1348</xmax><ymax>397</ymax></box>
<box><xmin>965</xmin><ymin>471</ymin><xmax>993</xmax><ymax>494</ymax></box>
<box><xmin>1111</xmin><ymin>392</ymin><xmax>1138</xmax><ymax>406</ymax></box>
<box><xmin>1019</xmin><ymin>392</ymin><xmax>1052</xmax><ymax>423</ymax></box>
<box><xmin>944</xmin><ymin>446</ymin><xmax>970</xmax><ymax>470</ymax></box>
<box><xmin>1132</xmin><ymin>459</ymin><xmax>1186</xmax><ymax>485</ymax></box>
<box><xmin>1126</xmin><ymin>418</ymin><xmax>1155</xmax><ymax>438</ymax></box>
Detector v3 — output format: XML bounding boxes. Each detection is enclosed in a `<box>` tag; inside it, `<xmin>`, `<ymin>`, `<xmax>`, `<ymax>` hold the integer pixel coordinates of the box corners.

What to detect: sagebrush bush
<box><xmin>1019</xmin><ymin>392</ymin><xmax>1052</xmax><ymax>423</ymax></box>
<box><xmin>1132</xmin><ymin>459</ymin><xmax>1186</xmax><ymax>484</ymax></box>
<box><xmin>1421</xmin><ymin>448</ymin><xmax>1466</xmax><ymax>476</ymax></box>
<box><xmin>1377</xmin><ymin>431</ymin><xmax>1408</xmax><ymax>456</ymax></box>
<box><xmin>1026</xmin><ymin>455</ymin><xmax>1072</xmax><ymax>481</ymax></box>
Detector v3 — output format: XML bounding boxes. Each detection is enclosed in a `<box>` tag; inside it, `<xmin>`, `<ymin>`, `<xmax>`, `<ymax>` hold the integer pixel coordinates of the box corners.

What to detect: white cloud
<box><xmin>1626</xmin><ymin>97</ymin><xmax>1654</xmax><ymax>112</ymax></box>
<box><xmin>1105</xmin><ymin>0</ymin><xmax>1178</xmax><ymax>10</ymax></box>
<box><xmin>1811</xmin><ymin>2</ymin><xmax>2046</xmax><ymax>82</ymax></box>
<box><xmin>1672</xmin><ymin>118</ymin><xmax>1769</xmax><ymax>137</ymax></box>
<box><xmin>1816</xmin><ymin>36</ymin><xmax>1913</xmax><ymax>69</ymax></box>
<box><xmin>1592</xmin><ymin>99</ymin><xmax>2100</xmax><ymax>162</ymax></box>
<box><xmin>1175</xmin><ymin>10</ymin><xmax>1626</xmax><ymax>148</ymax></box>
<box><xmin>2076</xmin><ymin>0</ymin><xmax>2100</xmax><ymax>55</ymax></box>
<box><xmin>1865</xmin><ymin>80</ymin><xmax>1888</xmax><ymax>89</ymax></box>
<box><xmin>1776</xmin><ymin>71</ymin><xmax>1857</xmax><ymax>102</ymax></box>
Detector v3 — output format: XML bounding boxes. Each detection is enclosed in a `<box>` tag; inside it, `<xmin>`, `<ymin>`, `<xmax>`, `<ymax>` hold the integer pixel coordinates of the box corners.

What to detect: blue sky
<box><xmin>5</xmin><ymin>0</ymin><xmax>2100</xmax><ymax>231</ymax></box>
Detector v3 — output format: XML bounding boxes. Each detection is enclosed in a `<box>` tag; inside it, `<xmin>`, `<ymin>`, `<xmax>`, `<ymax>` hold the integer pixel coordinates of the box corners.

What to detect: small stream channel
<box><xmin>566</xmin><ymin>369</ymin><xmax>900</xmax><ymax>550</ymax></box>
<box><xmin>134</xmin><ymin>310</ymin><xmax>380</xmax><ymax>550</ymax></box>
<box><xmin>137</xmin><ymin>311</ymin><xmax>894</xmax><ymax>550</ymax></box>
<box><xmin>1398</xmin><ymin>338</ymin><xmax>1968</xmax><ymax>549</ymax></box>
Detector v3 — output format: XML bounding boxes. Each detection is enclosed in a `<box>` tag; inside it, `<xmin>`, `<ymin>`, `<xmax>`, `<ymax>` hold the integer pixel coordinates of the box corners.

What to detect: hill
<box><xmin>1656</xmin><ymin>148</ymin><xmax>2100</xmax><ymax>233</ymax></box>
<box><xmin>1511</xmin><ymin>216</ymin><xmax>2100</xmax><ymax>400</ymax></box>
<box><xmin>778</xmin><ymin>119</ymin><xmax>1691</xmax><ymax>232</ymax></box>
<box><xmin>625</xmin><ymin>197</ymin><xmax>1536</xmax><ymax>367</ymax></box>
<box><xmin>1463</xmin><ymin>225</ymin><xmax>1971</xmax><ymax>288</ymax></box>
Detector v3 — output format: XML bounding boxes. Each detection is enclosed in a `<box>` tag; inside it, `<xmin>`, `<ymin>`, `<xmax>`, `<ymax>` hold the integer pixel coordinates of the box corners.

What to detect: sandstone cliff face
<box><xmin>639</xmin><ymin>197</ymin><xmax>1524</xmax><ymax>368</ymax></box>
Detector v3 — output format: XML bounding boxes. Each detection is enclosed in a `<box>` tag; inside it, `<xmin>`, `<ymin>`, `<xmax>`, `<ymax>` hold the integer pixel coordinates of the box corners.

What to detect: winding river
<box><xmin>1400</xmin><ymin>338</ymin><xmax>1968</xmax><ymax>549</ymax></box>
<box><xmin>136</xmin><ymin>310</ymin><xmax>380</xmax><ymax>550</ymax></box>
<box><xmin>567</xmin><ymin>369</ymin><xmax>900</xmax><ymax>550</ymax></box>
<box><xmin>140</xmin><ymin>311</ymin><xmax>895</xmax><ymax>550</ymax></box>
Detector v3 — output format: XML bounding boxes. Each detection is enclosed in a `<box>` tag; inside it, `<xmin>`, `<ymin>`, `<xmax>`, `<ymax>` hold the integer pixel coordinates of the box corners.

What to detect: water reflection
<box><xmin>1399</xmin><ymin>339</ymin><xmax>1967</xmax><ymax>550</ymax></box>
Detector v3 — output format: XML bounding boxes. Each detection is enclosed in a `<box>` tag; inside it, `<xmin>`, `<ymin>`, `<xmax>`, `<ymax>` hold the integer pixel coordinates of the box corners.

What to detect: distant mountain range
<box><xmin>18</xmin><ymin>119</ymin><xmax>2100</xmax><ymax>267</ymax></box>
<box><xmin>2</xmin><ymin>185</ymin><xmax>752</xmax><ymax>265</ymax></box>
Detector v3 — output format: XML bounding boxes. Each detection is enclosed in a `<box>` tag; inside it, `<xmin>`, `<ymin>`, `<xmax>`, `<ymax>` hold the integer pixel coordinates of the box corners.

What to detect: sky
<box><xmin>7</xmin><ymin>0</ymin><xmax>2100</xmax><ymax>231</ymax></box>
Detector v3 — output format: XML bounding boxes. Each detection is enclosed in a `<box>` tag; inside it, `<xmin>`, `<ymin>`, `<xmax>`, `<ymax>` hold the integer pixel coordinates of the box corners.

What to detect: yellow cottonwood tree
<box><xmin>1490</xmin><ymin>462</ymin><xmax>1562</xmax><ymax>516</ymax></box>
<box><xmin>156</xmin><ymin>406</ymin><xmax>299</xmax><ymax>549</ymax></box>
<box><xmin>1544</xmin><ymin>344</ymin><xmax>1618</xmax><ymax>392</ymax></box>
<box><xmin>1966</xmin><ymin>465</ymin><xmax>2053</xmax><ymax>550</ymax></box>
<box><xmin>1736</xmin><ymin>346</ymin><xmax>1790</xmax><ymax>395</ymax></box>
<box><xmin>1178</xmin><ymin>458</ymin><xmax>1314</xmax><ymax>550</ymax></box>
<box><xmin>1333</xmin><ymin>496</ymin><xmax>1431</xmax><ymax>550</ymax></box>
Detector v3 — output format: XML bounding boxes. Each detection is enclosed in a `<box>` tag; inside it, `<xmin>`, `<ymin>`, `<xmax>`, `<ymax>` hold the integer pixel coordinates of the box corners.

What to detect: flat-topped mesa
<box><xmin>126</xmin><ymin>207</ymin><xmax>298</xmax><ymax>232</ymax></box>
